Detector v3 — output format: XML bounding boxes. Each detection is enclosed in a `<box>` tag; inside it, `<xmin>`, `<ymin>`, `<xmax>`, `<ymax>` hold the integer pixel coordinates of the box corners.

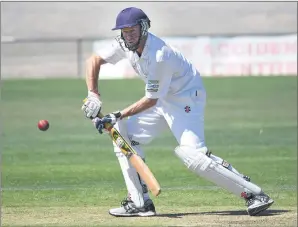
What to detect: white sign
<box><xmin>195</xmin><ymin>35</ymin><xmax>297</xmax><ymax>76</ymax></box>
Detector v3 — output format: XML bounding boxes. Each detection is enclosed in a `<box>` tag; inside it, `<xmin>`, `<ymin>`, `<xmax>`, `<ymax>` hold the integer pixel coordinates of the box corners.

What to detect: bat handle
<box><xmin>97</xmin><ymin>112</ymin><xmax>104</xmax><ymax>118</ymax></box>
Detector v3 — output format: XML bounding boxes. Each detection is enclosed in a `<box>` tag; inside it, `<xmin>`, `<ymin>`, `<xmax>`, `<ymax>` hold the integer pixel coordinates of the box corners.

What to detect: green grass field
<box><xmin>1</xmin><ymin>76</ymin><xmax>297</xmax><ymax>227</ymax></box>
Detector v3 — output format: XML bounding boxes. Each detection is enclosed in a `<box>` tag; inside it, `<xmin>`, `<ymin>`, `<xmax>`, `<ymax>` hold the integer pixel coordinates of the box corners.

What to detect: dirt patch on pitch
<box><xmin>2</xmin><ymin>206</ymin><xmax>297</xmax><ymax>227</ymax></box>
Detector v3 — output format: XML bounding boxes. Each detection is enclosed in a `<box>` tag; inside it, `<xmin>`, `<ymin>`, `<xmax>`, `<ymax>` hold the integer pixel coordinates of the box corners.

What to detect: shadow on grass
<box><xmin>156</xmin><ymin>209</ymin><xmax>290</xmax><ymax>218</ymax></box>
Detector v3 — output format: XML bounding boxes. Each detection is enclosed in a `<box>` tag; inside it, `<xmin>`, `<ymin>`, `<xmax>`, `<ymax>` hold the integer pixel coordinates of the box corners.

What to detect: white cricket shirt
<box><xmin>98</xmin><ymin>32</ymin><xmax>205</xmax><ymax>100</ymax></box>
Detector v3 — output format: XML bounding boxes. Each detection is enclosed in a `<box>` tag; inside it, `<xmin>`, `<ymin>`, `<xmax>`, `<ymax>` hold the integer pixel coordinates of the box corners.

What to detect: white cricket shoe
<box><xmin>109</xmin><ymin>198</ymin><xmax>156</xmax><ymax>217</ymax></box>
<box><xmin>246</xmin><ymin>192</ymin><xmax>274</xmax><ymax>216</ymax></box>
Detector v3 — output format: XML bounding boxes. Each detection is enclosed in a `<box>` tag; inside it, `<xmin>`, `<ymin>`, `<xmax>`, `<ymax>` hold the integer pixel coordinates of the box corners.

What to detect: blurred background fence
<box><xmin>1</xmin><ymin>1</ymin><xmax>297</xmax><ymax>79</ymax></box>
<box><xmin>1</xmin><ymin>37</ymin><xmax>96</xmax><ymax>78</ymax></box>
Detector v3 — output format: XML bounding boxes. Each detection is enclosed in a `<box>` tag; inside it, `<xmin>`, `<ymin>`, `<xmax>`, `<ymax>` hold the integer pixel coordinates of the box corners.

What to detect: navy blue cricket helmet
<box><xmin>112</xmin><ymin>7</ymin><xmax>151</xmax><ymax>51</ymax></box>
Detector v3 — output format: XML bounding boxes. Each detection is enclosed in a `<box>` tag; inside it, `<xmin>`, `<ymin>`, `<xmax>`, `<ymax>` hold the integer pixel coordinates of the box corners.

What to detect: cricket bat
<box><xmin>97</xmin><ymin>112</ymin><xmax>161</xmax><ymax>197</ymax></box>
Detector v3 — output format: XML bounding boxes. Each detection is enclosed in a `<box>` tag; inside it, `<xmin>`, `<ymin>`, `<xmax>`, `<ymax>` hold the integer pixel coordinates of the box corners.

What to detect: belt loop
<box><xmin>195</xmin><ymin>90</ymin><xmax>197</xmax><ymax>96</ymax></box>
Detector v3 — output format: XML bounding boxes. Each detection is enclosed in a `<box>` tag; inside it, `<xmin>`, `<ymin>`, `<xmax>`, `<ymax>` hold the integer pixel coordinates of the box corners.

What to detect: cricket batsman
<box><xmin>81</xmin><ymin>7</ymin><xmax>274</xmax><ymax>217</ymax></box>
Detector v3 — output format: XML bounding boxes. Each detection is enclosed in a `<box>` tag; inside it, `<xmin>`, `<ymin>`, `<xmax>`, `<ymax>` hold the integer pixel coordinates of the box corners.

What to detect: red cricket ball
<box><xmin>38</xmin><ymin>120</ymin><xmax>49</xmax><ymax>131</ymax></box>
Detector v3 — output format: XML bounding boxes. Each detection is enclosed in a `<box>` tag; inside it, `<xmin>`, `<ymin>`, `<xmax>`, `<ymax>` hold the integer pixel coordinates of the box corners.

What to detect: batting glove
<box><xmin>93</xmin><ymin>111</ymin><xmax>122</xmax><ymax>134</ymax></box>
<box><xmin>92</xmin><ymin>117</ymin><xmax>108</xmax><ymax>134</ymax></box>
<box><xmin>82</xmin><ymin>91</ymin><xmax>102</xmax><ymax>119</ymax></box>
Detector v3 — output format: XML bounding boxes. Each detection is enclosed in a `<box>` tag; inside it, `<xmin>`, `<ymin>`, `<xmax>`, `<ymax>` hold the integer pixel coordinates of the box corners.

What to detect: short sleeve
<box><xmin>95</xmin><ymin>40</ymin><xmax>126</xmax><ymax>65</ymax></box>
<box><xmin>145</xmin><ymin>47</ymin><xmax>173</xmax><ymax>99</ymax></box>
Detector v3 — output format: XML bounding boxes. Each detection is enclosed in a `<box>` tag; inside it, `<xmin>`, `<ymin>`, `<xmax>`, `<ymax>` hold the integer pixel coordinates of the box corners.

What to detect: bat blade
<box><xmin>129</xmin><ymin>154</ymin><xmax>161</xmax><ymax>196</ymax></box>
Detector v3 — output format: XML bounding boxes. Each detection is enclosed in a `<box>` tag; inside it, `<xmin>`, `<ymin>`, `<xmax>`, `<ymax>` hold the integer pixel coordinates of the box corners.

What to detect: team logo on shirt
<box><xmin>146</xmin><ymin>80</ymin><xmax>159</xmax><ymax>92</ymax></box>
<box><xmin>184</xmin><ymin>106</ymin><xmax>191</xmax><ymax>113</ymax></box>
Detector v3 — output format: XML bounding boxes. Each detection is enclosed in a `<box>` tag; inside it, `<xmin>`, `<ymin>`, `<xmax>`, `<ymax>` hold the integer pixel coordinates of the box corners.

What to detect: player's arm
<box><xmin>86</xmin><ymin>40</ymin><xmax>125</xmax><ymax>94</ymax></box>
<box><xmin>82</xmin><ymin>41</ymin><xmax>126</xmax><ymax>119</ymax></box>
<box><xmin>85</xmin><ymin>54</ymin><xmax>107</xmax><ymax>95</ymax></box>
<box><xmin>120</xmin><ymin>96</ymin><xmax>158</xmax><ymax>119</ymax></box>
<box><xmin>82</xmin><ymin>55</ymin><xmax>106</xmax><ymax>119</ymax></box>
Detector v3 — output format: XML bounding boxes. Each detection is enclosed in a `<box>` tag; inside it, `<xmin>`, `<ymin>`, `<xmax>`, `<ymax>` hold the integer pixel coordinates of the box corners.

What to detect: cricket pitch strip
<box><xmin>2</xmin><ymin>206</ymin><xmax>297</xmax><ymax>227</ymax></box>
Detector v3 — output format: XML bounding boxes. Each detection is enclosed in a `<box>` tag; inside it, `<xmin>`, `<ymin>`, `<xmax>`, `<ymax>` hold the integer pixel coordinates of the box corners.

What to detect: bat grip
<box><xmin>97</xmin><ymin>112</ymin><xmax>104</xmax><ymax>118</ymax></box>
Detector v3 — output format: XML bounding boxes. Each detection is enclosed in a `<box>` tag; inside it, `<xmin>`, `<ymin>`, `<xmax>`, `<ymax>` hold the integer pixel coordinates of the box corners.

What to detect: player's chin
<box><xmin>127</xmin><ymin>41</ymin><xmax>137</xmax><ymax>46</ymax></box>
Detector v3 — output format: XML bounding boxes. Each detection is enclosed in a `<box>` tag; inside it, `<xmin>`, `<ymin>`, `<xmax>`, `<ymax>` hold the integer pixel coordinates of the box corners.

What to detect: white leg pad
<box><xmin>114</xmin><ymin>151</ymin><xmax>144</xmax><ymax>208</ymax></box>
<box><xmin>112</xmin><ymin>120</ymin><xmax>145</xmax><ymax>208</ymax></box>
<box><xmin>175</xmin><ymin>146</ymin><xmax>262</xmax><ymax>197</ymax></box>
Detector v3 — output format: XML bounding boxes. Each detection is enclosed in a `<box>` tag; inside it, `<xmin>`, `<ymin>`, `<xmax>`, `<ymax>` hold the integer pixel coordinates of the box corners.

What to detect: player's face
<box><xmin>121</xmin><ymin>25</ymin><xmax>141</xmax><ymax>46</ymax></box>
